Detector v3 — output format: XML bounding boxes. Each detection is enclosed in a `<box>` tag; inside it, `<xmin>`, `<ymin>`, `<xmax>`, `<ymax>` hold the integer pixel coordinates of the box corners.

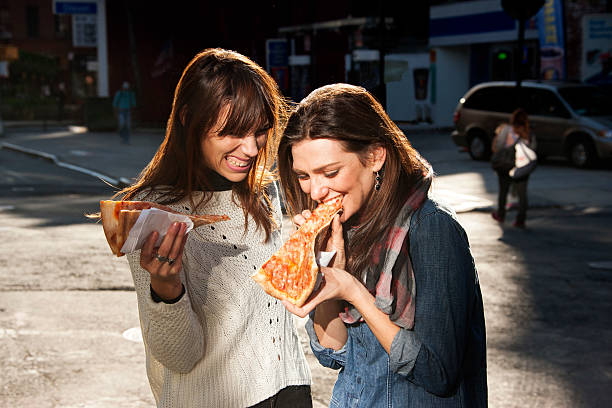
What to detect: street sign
<box><xmin>266</xmin><ymin>39</ymin><xmax>289</xmax><ymax>93</ymax></box>
<box><xmin>53</xmin><ymin>1</ymin><xmax>97</xmax><ymax>15</ymax></box>
<box><xmin>72</xmin><ymin>14</ymin><xmax>97</xmax><ymax>47</ymax></box>
<box><xmin>266</xmin><ymin>39</ymin><xmax>288</xmax><ymax>69</ymax></box>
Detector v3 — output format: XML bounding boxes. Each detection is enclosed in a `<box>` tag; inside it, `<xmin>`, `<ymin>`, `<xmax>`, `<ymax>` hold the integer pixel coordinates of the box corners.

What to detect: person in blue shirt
<box><xmin>112</xmin><ymin>81</ymin><xmax>137</xmax><ymax>144</ymax></box>
<box><xmin>278</xmin><ymin>83</ymin><xmax>487</xmax><ymax>407</ymax></box>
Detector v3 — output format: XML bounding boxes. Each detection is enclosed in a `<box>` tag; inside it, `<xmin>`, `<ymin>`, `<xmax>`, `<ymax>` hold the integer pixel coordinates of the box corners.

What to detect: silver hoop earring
<box><xmin>374</xmin><ymin>171</ymin><xmax>381</xmax><ymax>191</ymax></box>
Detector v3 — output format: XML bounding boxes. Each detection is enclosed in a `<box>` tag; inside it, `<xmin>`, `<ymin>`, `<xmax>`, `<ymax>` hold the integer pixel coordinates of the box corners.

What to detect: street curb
<box><xmin>1</xmin><ymin>142</ymin><xmax>128</xmax><ymax>188</ymax></box>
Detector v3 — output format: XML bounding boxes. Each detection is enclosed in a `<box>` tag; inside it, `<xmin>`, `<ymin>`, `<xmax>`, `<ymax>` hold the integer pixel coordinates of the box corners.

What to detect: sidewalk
<box><xmin>0</xmin><ymin>125</ymin><xmax>164</xmax><ymax>187</ymax></box>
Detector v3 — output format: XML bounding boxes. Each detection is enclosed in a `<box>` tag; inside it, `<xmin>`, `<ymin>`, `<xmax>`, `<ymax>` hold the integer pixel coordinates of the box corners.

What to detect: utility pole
<box><xmin>377</xmin><ymin>0</ymin><xmax>386</xmax><ymax>109</ymax></box>
<box><xmin>501</xmin><ymin>0</ymin><xmax>545</xmax><ymax>90</ymax></box>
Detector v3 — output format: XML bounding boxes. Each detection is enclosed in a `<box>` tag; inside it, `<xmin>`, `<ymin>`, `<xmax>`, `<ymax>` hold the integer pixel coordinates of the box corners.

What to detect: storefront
<box><xmin>428</xmin><ymin>0</ymin><xmax>540</xmax><ymax>126</ymax></box>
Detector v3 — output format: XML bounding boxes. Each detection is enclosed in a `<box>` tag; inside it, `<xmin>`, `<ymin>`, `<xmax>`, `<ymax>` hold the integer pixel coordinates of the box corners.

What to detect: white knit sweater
<box><xmin>127</xmin><ymin>186</ymin><xmax>311</xmax><ymax>408</ymax></box>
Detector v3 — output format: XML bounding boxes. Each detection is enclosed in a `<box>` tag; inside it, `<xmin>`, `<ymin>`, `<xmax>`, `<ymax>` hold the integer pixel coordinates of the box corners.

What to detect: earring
<box><xmin>374</xmin><ymin>171</ymin><xmax>381</xmax><ymax>191</ymax></box>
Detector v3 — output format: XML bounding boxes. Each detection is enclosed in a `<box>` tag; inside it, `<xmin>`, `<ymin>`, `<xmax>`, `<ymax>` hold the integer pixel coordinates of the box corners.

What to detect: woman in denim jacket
<box><xmin>278</xmin><ymin>84</ymin><xmax>487</xmax><ymax>407</ymax></box>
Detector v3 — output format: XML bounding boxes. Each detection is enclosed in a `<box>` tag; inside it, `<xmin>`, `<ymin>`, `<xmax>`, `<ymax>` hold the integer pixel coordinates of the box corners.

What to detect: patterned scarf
<box><xmin>339</xmin><ymin>165</ymin><xmax>433</xmax><ymax>330</ymax></box>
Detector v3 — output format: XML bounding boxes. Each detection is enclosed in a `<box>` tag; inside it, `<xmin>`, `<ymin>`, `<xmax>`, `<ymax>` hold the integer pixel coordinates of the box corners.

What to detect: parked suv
<box><xmin>451</xmin><ymin>81</ymin><xmax>612</xmax><ymax>167</ymax></box>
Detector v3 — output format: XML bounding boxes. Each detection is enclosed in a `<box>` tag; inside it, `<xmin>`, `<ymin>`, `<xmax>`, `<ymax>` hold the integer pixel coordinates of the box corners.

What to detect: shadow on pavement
<box><xmin>0</xmin><ymin>193</ymin><xmax>115</xmax><ymax>228</ymax></box>
<box><xmin>497</xmin><ymin>207</ymin><xmax>612</xmax><ymax>407</ymax></box>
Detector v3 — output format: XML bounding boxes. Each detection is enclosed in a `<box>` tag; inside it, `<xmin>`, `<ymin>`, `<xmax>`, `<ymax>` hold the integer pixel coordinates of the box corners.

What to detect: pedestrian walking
<box><xmin>115</xmin><ymin>49</ymin><xmax>312</xmax><ymax>407</ymax></box>
<box><xmin>112</xmin><ymin>81</ymin><xmax>136</xmax><ymax>144</ymax></box>
<box><xmin>56</xmin><ymin>81</ymin><xmax>66</xmax><ymax>122</ymax></box>
<box><xmin>491</xmin><ymin>108</ymin><xmax>537</xmax><ymax>228</ymax></box>
<box><xmin>277</xmin><ymin>83</ymin><xmax>488</xmax><ymax>407</ymax></box>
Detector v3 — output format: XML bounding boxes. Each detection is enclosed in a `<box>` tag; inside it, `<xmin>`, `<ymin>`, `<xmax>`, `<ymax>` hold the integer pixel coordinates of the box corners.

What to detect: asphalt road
<box><xmin>1</xmin><ymin>130</ymin><xmax>611</xmax><ymax>407</ymax></box>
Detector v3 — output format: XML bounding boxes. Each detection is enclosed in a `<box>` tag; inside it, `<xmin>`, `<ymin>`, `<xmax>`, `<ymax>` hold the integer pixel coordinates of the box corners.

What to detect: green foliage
<box><xmin>1</xmin><ymin>51</ymin><xmax>62</xmax><ymax>119</ymax></box>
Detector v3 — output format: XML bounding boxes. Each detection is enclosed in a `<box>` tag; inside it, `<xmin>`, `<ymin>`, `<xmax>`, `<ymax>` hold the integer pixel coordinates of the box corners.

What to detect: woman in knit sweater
<box><xmin>116</xmin><ymin>49</ymin><xmax>312</xmax><ymax>407</ymax></box>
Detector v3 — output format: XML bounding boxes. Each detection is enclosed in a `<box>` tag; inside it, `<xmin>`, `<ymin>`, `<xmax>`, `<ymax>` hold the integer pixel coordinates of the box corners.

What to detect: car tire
<box><xmin>467</xmin><ymin>132</ymin><xmax>490</xmax><ymax>161</ymax></box>
<box><xmin>568</xmin><ymin>138</ymin><xmax>597</xmax><ymax>168</ymax></box>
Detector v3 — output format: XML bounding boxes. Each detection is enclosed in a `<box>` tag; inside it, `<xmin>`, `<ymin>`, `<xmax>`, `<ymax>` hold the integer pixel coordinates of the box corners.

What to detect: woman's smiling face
<box><xmin>291</xmin><ymin>138</ymin><xmax>385</xmax><ymax>223</ymax></box>
<box><xmin>200</xmin><ymin>106</ymin><xmax>268</xmax><ymax>183</ymax></box>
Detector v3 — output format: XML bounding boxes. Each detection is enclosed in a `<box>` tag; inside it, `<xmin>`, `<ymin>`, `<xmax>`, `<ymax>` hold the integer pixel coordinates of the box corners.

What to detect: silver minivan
<box><xmin>451</xmin><ymin>80</ymin><xmax>612</xmax><ymax>167</ymax></box>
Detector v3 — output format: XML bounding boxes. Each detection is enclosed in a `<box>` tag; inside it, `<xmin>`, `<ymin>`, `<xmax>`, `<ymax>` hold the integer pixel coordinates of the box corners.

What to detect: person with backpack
<box><xmin>112</xmin><ymin>81</ymin><xmax>137</xmax><ymax>144</ymax></box>
<box><xmin>491</xmin><ymin>108</ymin><xmax>537</xmax><ymax>229</ymax></box>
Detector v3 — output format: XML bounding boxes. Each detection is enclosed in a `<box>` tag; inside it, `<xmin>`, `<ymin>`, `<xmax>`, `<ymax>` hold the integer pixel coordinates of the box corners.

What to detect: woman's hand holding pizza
<box><xmin>282</xmin><ymin>265</ymin><xmax>360</xmax><ymax>318</ymax></box>
<box><xmin>285</xmin><ymin>210</ymin><xmax>356</xmax><ymax>318</ymax></box>
<box><xmin>325</xmin><ymin>214</ymin><xmax>345</xmax><ymax>269</ymax></box>
<box><xmin>140</xmin><ymin>222</ymin><xmax>188</xmax><ymax>301</ymax></box>
<box><xmin>293</xmin><ymin>210</ymin><xmax>346</xmax><ymax>269</ymax></box>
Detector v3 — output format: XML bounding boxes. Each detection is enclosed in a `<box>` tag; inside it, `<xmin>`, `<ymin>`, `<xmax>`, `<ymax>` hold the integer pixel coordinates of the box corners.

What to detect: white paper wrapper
<box><xmin>313</xmin><ymin>250</ymin><xmax>336</xmax><ymax>292</ymax></box>
<box><xmin>120</xmin><ymin>208</ymin><xmax>194</xmax><ymax>255</ymax></box>
<box><xmin>317</xmin><ymin>250</ymin><xmax>336</xmax><ymax>268</ymax></box>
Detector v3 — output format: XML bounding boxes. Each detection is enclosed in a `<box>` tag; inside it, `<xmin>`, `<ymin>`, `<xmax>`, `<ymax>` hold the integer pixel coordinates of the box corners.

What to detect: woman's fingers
<box><xmin>140</xmin><ymin>223</ymin><xmax>187</xmax><ymax>278</ymax></box>
<box><xmin>329</xmin><ymin>214</ymin><xmax>344</xmax><ymax>248</ymax></box>
<box><xmin>282</xmin><ymin>266</ymin><xmax>359</xmax><ymax>318</ymax></box>
<box><xmin>293</xmin><ymin>209</ymin><xmax>312</xmax><ymax>228</ymax></box>
<box><xmin>282</xmin><ymin>298</ymin><xmax>319</xmax><ymax>318</ymax></box>
<box><xmin>281</xmin><ymin>300</ymin><xmax>308</xmax><ymax>318</ymax></box>
<box><xmin>156</xmin><ymin>222</ymin><xmax>181</xmax><ymax>259</ymax></box>
<box><xmin>140</xmin><ymin>230</ymin><xmax>159</xmax><ymax>268</ymax></box>
<box><xmin>168</xmin><ymin>223</ymin><xmax>187</xmax><ymax>263</ymax></box>
<box><xmin>327</xmin><ymin>214</ymin><xmax>346</xmax><ymax>268</ymax></box>
<box><xmin>293</xmin><ymin>214</ymin><xmax>306</xmax><ymax>227</ymax></box>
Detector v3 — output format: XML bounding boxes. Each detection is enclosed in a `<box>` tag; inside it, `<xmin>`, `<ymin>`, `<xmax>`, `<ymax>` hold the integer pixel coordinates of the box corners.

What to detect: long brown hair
<box><xmin>118</xmin><ymin>48</ymin><xmax>286</xmax><ymax>241</ymax></box>
<box><xmin>511</xmin><ymin>108</ymin><xmax>530</xmax><ymax>141</ymax></box>
<box><xmin>277</xmin><ymin>84</ymin><xmax>430</xmax><ymax>277</ymax></box>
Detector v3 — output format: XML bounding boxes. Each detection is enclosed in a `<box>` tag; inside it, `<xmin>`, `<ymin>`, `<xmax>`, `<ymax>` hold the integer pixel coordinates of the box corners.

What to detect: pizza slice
<box><xmin>252</xmin><ymin>195</ymin><xmax>343</xmax><ymax>306</ymax></box>
<box><xmin>97</xmin><ymin>200</ymin><xmax>229</xmax><ymax>257</ymax></box>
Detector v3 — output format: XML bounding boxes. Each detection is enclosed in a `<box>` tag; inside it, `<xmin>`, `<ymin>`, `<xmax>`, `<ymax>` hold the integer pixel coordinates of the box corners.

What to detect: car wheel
<box><xmin>468</xmin><ymin>133</ymin><xmax>490</xmax><ymax>161</ymax></box>
<box><xmin>569</xmin><ymin>139</ymin><xmax>596</xmax><ymax>168</ymax></box>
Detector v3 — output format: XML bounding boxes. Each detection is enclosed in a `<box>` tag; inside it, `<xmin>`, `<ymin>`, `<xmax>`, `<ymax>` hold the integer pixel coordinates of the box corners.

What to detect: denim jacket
<box><xmin>306</xmin><ymin>198</ymin><xmax>488</xmax><ymax>407</ymax></box>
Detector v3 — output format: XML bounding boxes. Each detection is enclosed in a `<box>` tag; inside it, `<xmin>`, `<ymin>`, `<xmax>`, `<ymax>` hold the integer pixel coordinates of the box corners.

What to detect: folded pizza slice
<box><xmin>98</xmin><ymin>200</ymin><xmax>229</xmax><ymax>257</ymax></box>
<box><xmin>252</xmin><ymin>195</ymin><xmax>343</xmax><ymax>306</ymax></box>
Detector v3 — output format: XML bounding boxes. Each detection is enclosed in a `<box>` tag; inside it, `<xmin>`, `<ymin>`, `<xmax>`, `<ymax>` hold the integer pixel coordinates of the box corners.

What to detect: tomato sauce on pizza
<box><xmin>252</xmin><ymin>195</ymin><xmax>343</xmax><ymax>306</ymax></box>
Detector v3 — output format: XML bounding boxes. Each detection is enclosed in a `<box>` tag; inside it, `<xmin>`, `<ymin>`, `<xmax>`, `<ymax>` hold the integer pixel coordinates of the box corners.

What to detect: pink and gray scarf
<box><xmin>339</xmin><ymin>166</ymin><xmax>433</xmax><ymax>330</ymax></box>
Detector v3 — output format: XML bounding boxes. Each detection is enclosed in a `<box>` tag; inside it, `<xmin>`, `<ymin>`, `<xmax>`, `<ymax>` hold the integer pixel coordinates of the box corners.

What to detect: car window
<box><xmin>464</xmin><ymin>86</ymin><xmax>517</xmax><ymax>113</ymax></box>
<box><xmin>521</xmin><ymin>88</ymin><xmax>570</xmax><ymax>118</ymax></box>
<box><xmin>558</xmin><ymin>87</ymin><xmax>612</xmax><ymax>116</ymax></box>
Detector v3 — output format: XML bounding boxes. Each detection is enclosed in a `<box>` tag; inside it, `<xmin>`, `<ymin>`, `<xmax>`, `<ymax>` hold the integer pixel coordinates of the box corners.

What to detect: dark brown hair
<box><xmin>118</xmin><ymin>48</ymin><xmax>286</xmax><ymax>241</ymax></box>
<box><xmin>511</xmin><ymin>108</ymin><xmax>530</xmax><ymax>140</ymax></box>
<box><xmin>277</xmin><ymin>83</ymin><xmax>429</xmax><ymax>278</ymax></box>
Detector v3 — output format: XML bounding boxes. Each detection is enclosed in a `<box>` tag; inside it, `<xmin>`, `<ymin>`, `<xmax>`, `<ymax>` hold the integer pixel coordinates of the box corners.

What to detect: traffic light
<box><xmin>492</xmin><ymin>49</ymin><xmax>513</xmax><ymax>81</ymax></box>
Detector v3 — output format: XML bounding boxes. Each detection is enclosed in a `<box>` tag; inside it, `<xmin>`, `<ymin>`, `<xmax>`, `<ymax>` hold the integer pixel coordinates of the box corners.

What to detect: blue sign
<box><xmin>54</xmin><ymin>1</ymin><xmax>97</xmax><ymax>14</ymax></box>
<box><xmin>266</xmin><ymin>39</ymin><xmax>288</xmax><ymax>69</ymax></box>
<box><xmin>537</xmin><ymin>0</ymin><xmax>565</xmax><ymax>79</ymax></box>
<box><xmin>430</xmin><ymin>11</ymin><xmax>515</xmax><ymax>38</ymax></box>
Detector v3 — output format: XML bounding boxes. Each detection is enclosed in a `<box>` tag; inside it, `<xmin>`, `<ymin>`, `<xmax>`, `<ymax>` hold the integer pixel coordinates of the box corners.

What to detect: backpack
<box><xmin>491</xmin><ymin>125</ymin><xmax>518</xmax><ymax>173</ymax></box>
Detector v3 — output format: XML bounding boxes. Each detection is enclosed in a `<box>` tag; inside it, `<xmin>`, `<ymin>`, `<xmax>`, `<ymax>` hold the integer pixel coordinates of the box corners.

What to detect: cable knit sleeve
<box><xmin>127</xmin><ymin>251</ymin><xmax>204</xmax><ymax>373</ymax></box>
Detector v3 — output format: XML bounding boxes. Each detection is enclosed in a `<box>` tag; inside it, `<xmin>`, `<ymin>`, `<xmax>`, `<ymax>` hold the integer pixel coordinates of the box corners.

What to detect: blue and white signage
<box><xmin>53</xmin><ymin>1</ymin><xmax>97</xmax><ymax>15</ymax></box>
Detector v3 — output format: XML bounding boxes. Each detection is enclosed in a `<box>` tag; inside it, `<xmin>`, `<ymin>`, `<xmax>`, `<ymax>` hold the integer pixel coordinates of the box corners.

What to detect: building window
<box><xmin>26</xmin><ymin>5</ymin><xmax>39</xmax><ymax>38</ymax></box>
